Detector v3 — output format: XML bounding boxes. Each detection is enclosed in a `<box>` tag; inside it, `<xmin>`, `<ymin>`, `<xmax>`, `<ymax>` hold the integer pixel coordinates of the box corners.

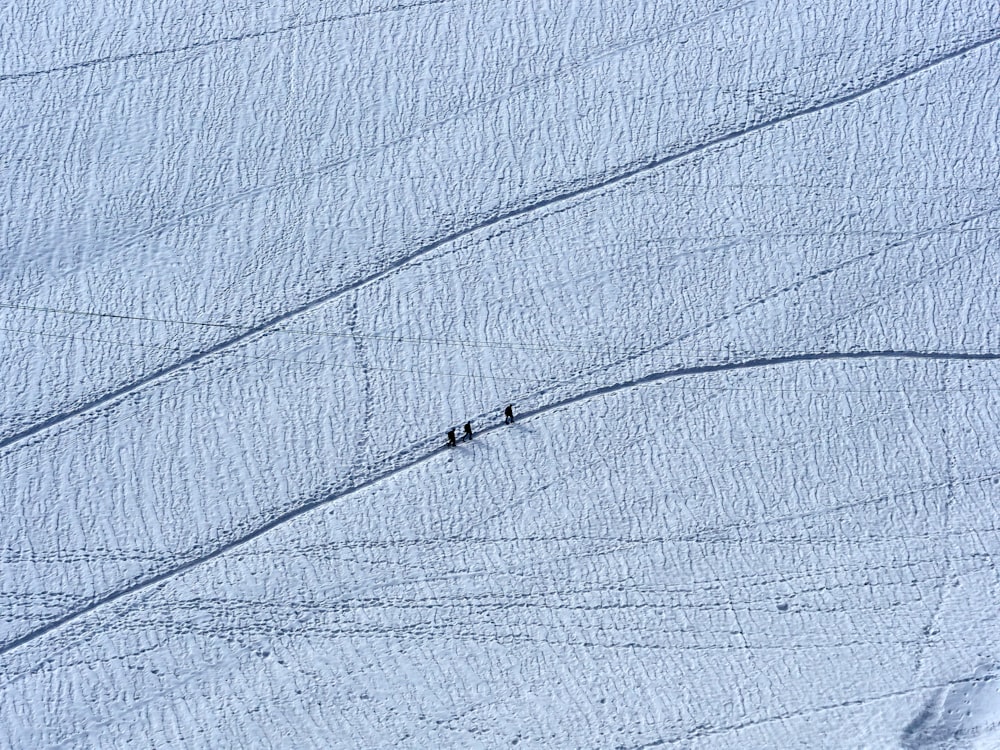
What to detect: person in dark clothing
<box><xmin>447</xmin><ymin>429</ymin><xmax>457</xmax><ymax>447</ymax></box>
<box><xmin>463</xmin><ymin>421</ymin><xmax>473</xmax><ymax>441</ymax></box>
<box><xmin>504</xmin><ymin>404</ymin><xmax>514</xmax><ymax>424</ymax></box>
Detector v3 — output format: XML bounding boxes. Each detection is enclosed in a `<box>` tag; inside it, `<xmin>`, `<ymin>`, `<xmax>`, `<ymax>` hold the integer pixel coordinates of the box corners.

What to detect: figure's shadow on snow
<box><xmin>901</xmin><ymin>664</ymin><xmax>1000</xmax><ymax>749</ymax></box>
<box><xmin>456</xmin><ymin>439</ymin><xmax>493</xmax><ymax>452</ymax></box>
<box><xmin>508</xmin><ymin>423</ymin><xmax>534</xmax><ymax>434</ymax></box>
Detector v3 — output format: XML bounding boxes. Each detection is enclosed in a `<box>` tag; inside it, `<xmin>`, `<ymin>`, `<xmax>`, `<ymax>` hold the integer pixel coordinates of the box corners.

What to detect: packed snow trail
<box><xmin>3</xmin><ymin>29</ymin><xmax>998</xmax><ymax>454</ymax></box>
<box><xmin>1</xmin><ymin>349</ymin><xmax>997</xmax><ymax>659</ymax></box>
<box><xmin>0</xmin><ymin>0</ymin><xmax>457</xmax><ymax>83</ymax></box>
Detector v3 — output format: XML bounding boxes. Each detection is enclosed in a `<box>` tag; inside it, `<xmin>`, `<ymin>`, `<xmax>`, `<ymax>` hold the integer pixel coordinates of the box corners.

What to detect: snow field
<box><xmin>2</xmin><ymin>0</ymin><xmax>1000</xmax><ymax>746</ymax></box>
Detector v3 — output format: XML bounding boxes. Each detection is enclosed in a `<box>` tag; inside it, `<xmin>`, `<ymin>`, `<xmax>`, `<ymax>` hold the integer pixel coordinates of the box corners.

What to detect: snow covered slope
<box><xmin>2</xmin><ymin>0</ymin><xmax>1000</xmax><ymax>747</ymax></box>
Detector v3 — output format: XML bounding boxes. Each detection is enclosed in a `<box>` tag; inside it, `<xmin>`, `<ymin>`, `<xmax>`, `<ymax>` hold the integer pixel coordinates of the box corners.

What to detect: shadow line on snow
<box><xmin>3</xmin><ymin>28</ymin><xmax>999</xmax><ymax>453</ymax></box>
<box><xmin>2</xmin><ymin>349</ymin><xmax>999</xmax><ymax>658</ymax></box>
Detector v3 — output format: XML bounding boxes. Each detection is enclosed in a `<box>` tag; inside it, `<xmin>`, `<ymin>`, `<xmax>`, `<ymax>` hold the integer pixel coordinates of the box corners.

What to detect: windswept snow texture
<box><xmin>3</xmin><ymin>0</ymin><xmax>1000</xmax><ymax>747</ymax></box>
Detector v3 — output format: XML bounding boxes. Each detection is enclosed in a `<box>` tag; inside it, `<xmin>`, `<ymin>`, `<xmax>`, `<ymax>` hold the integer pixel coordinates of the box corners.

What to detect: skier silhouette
<box><xmin>463</xmin><ymin>421</ymin><xmax>473</xmax><ymax>441</ymax></box>
<box><xmin>447</xmin><ymin>429</ymin><xmax>457</xmax><ymax>447</ymax></box>
<box><xmin>504</xmin><ymin>404</ymin><xmax>514</xmax><ymax>424</ymax></box>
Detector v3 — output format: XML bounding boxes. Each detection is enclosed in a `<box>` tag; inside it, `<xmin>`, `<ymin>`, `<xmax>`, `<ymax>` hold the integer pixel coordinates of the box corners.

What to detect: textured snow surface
<box><xmin>2</xmin><ymin>0</ymin><xmax>1000</xmax><ymax>747</ymax></box>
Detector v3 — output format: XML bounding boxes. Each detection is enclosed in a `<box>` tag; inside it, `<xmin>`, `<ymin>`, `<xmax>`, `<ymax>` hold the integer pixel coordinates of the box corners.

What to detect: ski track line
<box><xmin>2</xmin><ymin>349</ymin><xmax>999</xmax><ymax>659</ymax></box>
<box><xmin>3</xmin><ymin>30</ymin><xmax>998</xmax><ymax>454</ymax></box>
<box><xmin>0</xmin><ymin>0</ymin><xmax>456</xmax><ymax>83</ymax></box>
<box><xmin>508</xmin><ymin>203</ymin><xmax>1000</xmax><ymax>414</ymax></box>
<box><xmin>103</xmin><ymin>0</ymin><xmax>752</xmax><ymax>255</ymax></box>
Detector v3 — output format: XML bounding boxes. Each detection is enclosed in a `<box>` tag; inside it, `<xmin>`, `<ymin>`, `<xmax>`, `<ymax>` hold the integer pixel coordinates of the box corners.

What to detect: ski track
<box><xmin>99</xmin><ymin>0</ymin><xmax>751</xmax><ymax>255</ymax></box>
<box><xmin>2</xmin><ymin>28</ymin><xmax>998</xmax><ymax>455</ymax></box>
<box><xmin>506</xmin><ymin>204</ymin><xmax>1000</xmax><ymax>413</ymax></box>
<box><xmin>2</xmin><ymin>349</ymin><xmax>999</xmax><ymax>659</ymax></box>
<box><xmin>0</xmin><ymin>0</ymin><xmax>457</xmax><ymax>83</ymax></box>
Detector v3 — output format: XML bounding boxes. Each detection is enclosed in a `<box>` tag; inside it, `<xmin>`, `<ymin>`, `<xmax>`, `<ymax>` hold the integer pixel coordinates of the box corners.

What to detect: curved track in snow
<box><xmin>3</xmin><ymin>30</ymin><xmax>998</xmax><ymax>454</ymax></box>
<box><xmin>0</xmin><ymin>0</ymin><xmax>456</xmax><ymax>83</ymax></box>
<box><xmin>2</xmin><ymin>349</ymin><xmax>998</xmax><ymax>659</ymax></box>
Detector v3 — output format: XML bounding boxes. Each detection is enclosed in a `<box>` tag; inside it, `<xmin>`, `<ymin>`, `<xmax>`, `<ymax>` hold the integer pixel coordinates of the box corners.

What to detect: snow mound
<box><xmin>903</xmin><ymin>666</ymin><xmax>1000</xmax><ymax>749</ymax></box>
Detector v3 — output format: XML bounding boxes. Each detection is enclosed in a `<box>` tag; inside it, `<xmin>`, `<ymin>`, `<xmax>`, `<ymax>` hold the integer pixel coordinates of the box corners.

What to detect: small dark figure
<box><xmin>447</xmin><ymin>429</ymin><xmax>457</xmax><ymax>447</ymax></box>
<box><xmin>504</xmin><ymin>404</ymin><xmax>514</xmax><ymax>424</ymax></box>
<box><xmin>463</xmin><ymin>421</ymin><xmax>473</xmax><ymax>441</ymax></box>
